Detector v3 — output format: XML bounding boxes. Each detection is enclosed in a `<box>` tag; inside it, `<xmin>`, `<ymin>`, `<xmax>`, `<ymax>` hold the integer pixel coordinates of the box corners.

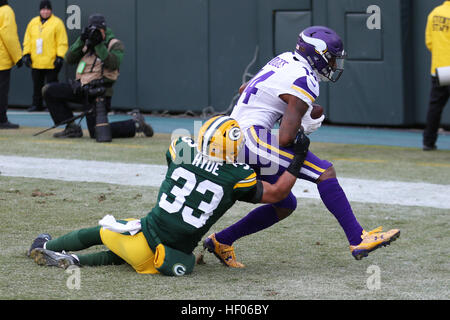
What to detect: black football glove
<box><xmin>286</xmin><ymin>129</ymin><xmax>310</xmax><ymax>177</ymax></box>
<box><xmin>292</xmin><ymin>129</ymin><xmax>310</xmax><ymax>157</ymax></box>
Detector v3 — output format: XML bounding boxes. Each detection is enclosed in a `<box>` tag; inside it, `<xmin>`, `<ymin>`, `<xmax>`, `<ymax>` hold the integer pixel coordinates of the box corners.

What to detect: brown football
<box><xmin>311</xmin><ymin>104</ymin><xmax>324</xmax><ymax>119</ymax></box>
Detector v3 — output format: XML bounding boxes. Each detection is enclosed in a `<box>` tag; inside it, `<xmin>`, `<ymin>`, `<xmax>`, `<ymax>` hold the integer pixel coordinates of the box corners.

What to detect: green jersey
<box><xmin>141</xmin><ymin>137</ymin><xmax>261</xmax><ymax>254</ymax></box>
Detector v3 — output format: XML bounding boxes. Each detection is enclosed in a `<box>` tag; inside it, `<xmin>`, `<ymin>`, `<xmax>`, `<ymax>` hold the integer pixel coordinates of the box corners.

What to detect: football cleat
<box><xmin>30</xmin><ymin>248</ymin><xmax>80</xmax><ymax>269</ymax></box>
<box><xmin>350</xmin><ymin>227</ymin><xmax>400</xmax><ymax>260</ymax></box>
<box><xmin>197</xmin><ymin>115</ymin><xmax>243</xmax><ymax>163</ymax></box>
<box><xmin>27</xmin><ymin>233</ymin><xmax>52</xmax><ymax>257</ymax></box>
<box><xmin>203</xmin><ymin>234</ymin><xmax>245</xmax><ymax>268</ymax></box>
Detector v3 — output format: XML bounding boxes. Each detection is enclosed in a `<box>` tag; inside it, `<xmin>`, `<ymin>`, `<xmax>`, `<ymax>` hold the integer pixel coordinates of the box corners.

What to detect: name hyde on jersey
<box><xmin>192</xmin><ymin>152</ymin><xmax>222</xmax><ymax>176</ymax></box>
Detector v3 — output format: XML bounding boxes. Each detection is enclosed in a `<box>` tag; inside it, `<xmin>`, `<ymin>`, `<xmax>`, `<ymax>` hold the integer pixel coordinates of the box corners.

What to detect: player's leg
<box><xmin>29</xmin><ymin>226</ymin><xmax>126</xmax><ymax>267</ymax></box>
<box><xmin>295</xmin><ymin>143</ymin><xmax>400</xmax><ymax>259</ymax></box>
<box><xmin>45</xmin><ymin>226</ymin><xmax>103</xmax><ymax>251</ymax></box>
<box><xmin>31</xmin><ymin>248</ymin><xmax>125</xmax><ymax>268</ymax></box>
<box><xmin>28</xmin><ymin>226</ymin><xmax>102</xmax><ymax>255</ymax></box>
<box><xmin>206</xmin><ymin>191</ymin><xmax>296</xmax><ymax>268</ymax></box>
<box><xmin>294</xmin><ymin>150</ymin><xmax>365</xmax><ymax>246</ymax></box>
<box><xmin>205</xmin><ymin>127</ymin><xmax>297</xmax><ymax>267</ymax></box>
<box><xmin>314</xmin><ymin>165</ymin><xmax>364</xmax><ymax>246</ymax></box>
<box><xmin>208</xmin><ymin>126</ymin><xmax>399</xmax><ymax>263</ymax></box>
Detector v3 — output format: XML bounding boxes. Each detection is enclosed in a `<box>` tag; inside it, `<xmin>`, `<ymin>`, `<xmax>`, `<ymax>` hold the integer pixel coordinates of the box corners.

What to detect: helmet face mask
<box><xmin>197</xmin><ymin>116</ymin><xmax>243</xmax><ymax>163</ymax></box>
<box><xmin>321</xmin><ymin>50</ymin><xmax>346</xmax><ymax>82</ymax></box>
<box><xmin>296</xmin><ymin>26</ymin><xmax>346</xmax><ymax>82</ymax></box>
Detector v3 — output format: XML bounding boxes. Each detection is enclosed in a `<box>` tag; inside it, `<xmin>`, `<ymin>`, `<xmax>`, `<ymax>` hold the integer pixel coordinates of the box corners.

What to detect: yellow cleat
<box><xmin>203</xmin><ymin>234</ymin><xmax>245</xmax><ymax>268</ymax></box>
<box><xmin>350</xmin><ymin>226</ymin><xmax>400</xmax><ymax>260</ymax></box>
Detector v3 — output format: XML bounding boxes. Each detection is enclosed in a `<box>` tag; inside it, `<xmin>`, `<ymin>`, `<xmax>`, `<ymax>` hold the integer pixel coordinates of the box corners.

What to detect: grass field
<box><xmin>0</xmin><ymin>127</ymin><xmax>449</xmax><ymax>300</ymax></box>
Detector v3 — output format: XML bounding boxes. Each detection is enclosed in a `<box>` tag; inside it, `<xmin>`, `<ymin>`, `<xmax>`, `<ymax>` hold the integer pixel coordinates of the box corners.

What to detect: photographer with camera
<box><xmin>43</xmin><ymin>13</ymin><xmax>153</xmax><ymax>140</ymax></box>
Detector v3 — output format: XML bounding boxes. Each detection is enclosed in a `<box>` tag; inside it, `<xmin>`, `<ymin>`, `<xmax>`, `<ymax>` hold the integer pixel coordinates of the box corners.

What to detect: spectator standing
<box><xmin>424</xmin><ymin>0</ymin><xmax>450</xmax><ymax>151</ymax></box>
<box><xmin>0</xmin><ymin>0</ymin><xmax>22</xmax><ymax>129</ymax></box>
<box><xmin>22</xmin><ymin>0</ymin><xmax>68</xmax><ymax>112</ymax></box>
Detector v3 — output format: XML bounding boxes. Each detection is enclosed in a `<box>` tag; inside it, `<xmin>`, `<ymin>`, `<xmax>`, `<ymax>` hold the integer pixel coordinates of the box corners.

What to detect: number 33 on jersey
<box><xmin>140</xmin><ymin>136</ymin><xmax>261</xmax><ymax>254</ymax></box>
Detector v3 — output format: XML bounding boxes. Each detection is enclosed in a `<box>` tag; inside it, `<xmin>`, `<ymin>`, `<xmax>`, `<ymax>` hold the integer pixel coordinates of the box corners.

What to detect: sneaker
<box><xmin>423</xmin><ymin>144</ymin><xmax>437</xmax><ymax>151</ymax></box>
<box><xmin>350</xmin><ymin>227</ymin><xmax>400</xmax><ymax>260</ymax></box>
<box><xmin>203</xmin><ymin>234</ymin><xmax>245</xmax><ymax>268</ymax></box>
<box><xmin>30</xmin><ymin>248</ymin><xmax>80</xmax><ymax>269</ymax></box>
<box><xmin>132</xmin><ymin>111</ymin><xmax>154</xmax><ymax>137</ymax></box>
<box><xmin>0</xmin><ymin>121</ymin><xmax>19</xmax><ymax>129</ymax></box>
<box><xmin>27</xmin><ymin>233</ymin><xmax>52</xmax><ymax>257</ymax></box>
<box><xmin>53</xmin><ymin>122</ymin><xmax>83</xmax><ymax>138</ymax></box>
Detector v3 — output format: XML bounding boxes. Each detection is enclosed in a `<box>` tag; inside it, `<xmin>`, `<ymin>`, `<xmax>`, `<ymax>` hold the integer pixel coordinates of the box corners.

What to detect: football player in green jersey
<box><xmin>27</xmin><ymin>115</ymin><xmax>310</xmax><ymax>276</ymax></box>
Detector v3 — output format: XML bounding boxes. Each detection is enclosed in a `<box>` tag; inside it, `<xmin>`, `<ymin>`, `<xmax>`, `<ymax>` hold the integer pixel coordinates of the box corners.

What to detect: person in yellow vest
<box><xmin>22</xmin><ymin>0</ymin><xmax>68</xmax><ymax>112</ymax></box>
<box><xmin>424</xmin><ymin>0</ymin><xmax>450</xmax><ymax>151</ymax></box>
<box><xmin>43</xmin><ymin>13</ymin><xmax>153</xmax><ymax>140</ymax></box>
<box><xmin>0</xmin><ymin>0</ymin><xmax>23</xmax><ymax>129</ymax></box>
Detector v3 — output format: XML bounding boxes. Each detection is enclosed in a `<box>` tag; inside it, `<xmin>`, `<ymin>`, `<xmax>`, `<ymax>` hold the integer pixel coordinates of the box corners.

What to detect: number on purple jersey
<box><xmin>242</xmin><ymin>70</ymin><xmax>275</xmax><ymax>104</ymax></box>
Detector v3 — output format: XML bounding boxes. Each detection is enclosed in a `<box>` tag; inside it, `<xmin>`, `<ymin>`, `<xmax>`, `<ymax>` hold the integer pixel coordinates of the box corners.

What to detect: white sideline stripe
<box><xmin>0</xmin><ymin>155</ymin><xmax>449</xmax><ymax>209</ymax></box>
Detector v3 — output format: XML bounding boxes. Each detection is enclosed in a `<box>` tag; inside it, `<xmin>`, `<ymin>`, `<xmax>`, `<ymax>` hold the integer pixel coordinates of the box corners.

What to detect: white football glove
<box><xmin>301</xmin><ymin>112</ymin><xmax>325</xmax><ymax>135</ymax></box>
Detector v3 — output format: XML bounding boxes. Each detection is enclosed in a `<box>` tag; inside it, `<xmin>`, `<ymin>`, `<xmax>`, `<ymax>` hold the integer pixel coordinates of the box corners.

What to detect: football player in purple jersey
<box><xmin>203</xmin><ymin>26</ymin><xmax>400</xmax><ymax>267</ymax></box>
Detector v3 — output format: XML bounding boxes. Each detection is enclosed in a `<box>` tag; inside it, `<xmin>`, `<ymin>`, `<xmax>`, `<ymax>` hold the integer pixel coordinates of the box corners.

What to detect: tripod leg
<box><xmin>33</xmin><ymin>110</ymin><xmax>93</xmax><ymax>137</ymax></box>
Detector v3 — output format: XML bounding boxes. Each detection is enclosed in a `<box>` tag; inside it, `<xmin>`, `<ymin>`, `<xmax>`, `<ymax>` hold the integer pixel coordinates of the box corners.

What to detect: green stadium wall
<box><xmin>8</xmin><ymin>0</ymin><xmax>450</xmax><ymax>127</ymax></box>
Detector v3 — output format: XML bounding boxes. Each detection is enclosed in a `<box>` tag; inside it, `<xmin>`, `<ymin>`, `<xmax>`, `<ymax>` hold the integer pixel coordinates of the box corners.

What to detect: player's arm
<box><xmin>238</xmin><ymin>130</ymin><xmax>310</xmax><ymax>204</ymax></box>
<box><xmin>278</xmin><ymin>94</ymin><xmax>308</xmax><ymax>147</ymax></box>
<box><xmin>239</xmin><ymin>82</ymin><xmax>248</xmax><ymax>95</ymax></box>
<box><xmin>259</xmin><ymin>171</ymin><xmax>297</xmax><ymax>203</ymax></box>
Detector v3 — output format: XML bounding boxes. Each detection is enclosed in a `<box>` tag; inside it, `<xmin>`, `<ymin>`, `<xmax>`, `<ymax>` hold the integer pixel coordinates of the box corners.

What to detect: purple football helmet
<box><xmin>295</xmin><ymin>26</ymin><xmax>346</xmax><ymax>82</ymax></box>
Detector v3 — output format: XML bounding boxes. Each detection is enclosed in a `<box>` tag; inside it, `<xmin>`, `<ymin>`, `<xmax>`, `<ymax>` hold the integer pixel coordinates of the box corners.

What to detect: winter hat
<box><xmin>88</xmin><ymin>13</ymin><xmax>107</xmax><ymax>30</ymax></box>
<box><xmin>40</xmin><ymin>0</ymin><xmax>52</xmax><ymax>10</ymax></box>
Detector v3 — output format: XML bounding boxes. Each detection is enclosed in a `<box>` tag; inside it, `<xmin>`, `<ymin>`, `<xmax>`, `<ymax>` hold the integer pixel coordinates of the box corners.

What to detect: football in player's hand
<box><xmin>311</xmin><ymin>104</ymin><xmax>324</xmax><ymax>119</ymax></box>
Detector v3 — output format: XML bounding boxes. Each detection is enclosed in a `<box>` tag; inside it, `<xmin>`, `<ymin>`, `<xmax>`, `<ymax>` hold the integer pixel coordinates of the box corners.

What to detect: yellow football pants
<box><xmin>99</xmin><ymin>220</ymin><xmax>159</xmax><ymax>274</ymax></box>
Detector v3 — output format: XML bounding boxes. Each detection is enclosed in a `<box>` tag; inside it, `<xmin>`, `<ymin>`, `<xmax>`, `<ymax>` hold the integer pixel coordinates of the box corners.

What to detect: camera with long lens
<box><xmin>85</xmin><ymin>25</ymin><xmax>103</xmax><ymax>51</ymax></box>
<box><xmin>82</xmin><ymin>79</ymin><xmax>111</xmax><ymax>143</ymax></box>
<box><xmin>71</xmin><ymin>78</ymin><xmax>112</xmax><ymax>142</ymax></box>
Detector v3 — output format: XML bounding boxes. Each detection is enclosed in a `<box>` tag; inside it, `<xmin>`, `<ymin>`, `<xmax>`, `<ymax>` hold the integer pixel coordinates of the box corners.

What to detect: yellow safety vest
<box><xmin>426</xmin><ymin>1</ymin><xmax>450</xmax><ymax>75</ymax></box>
<box><xmin>22</xmin><ymin>14</ymin><xmax>68</xmax><ymax>69</ymax></box>
<box><xmin>0</xmin><ymin>5</ymin><xmax>22</xmax><ymax>70</ymax></box>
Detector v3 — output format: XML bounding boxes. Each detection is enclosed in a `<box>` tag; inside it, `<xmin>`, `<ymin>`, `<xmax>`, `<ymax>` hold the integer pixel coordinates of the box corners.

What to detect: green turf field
<box><xmin>0</xmin><ymin>127</ymin><xmax>449</xmax><ymax>300</ymax></box>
